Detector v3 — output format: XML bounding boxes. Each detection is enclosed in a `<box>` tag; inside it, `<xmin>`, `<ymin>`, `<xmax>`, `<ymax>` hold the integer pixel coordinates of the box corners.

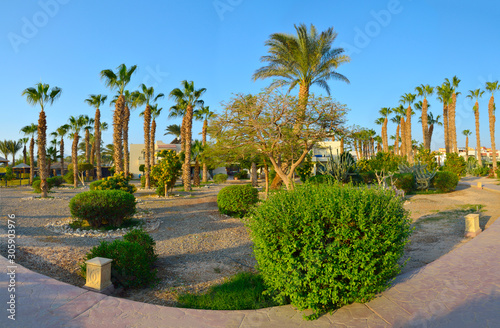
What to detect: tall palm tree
<box><xmin>426</xmin><ymin>112</ymin><xmax>442</xmax><ymax>149</ymax></box>
<box><xmin>485</xmin><ymin>81</ymin><xmax>499</xmax><ymax>177</ymax></box>
<box><xmin>82</xmin><ymin>116</ymin><xmax>94</xmax><ymax>180</ymax></box>
<box><xmin>466</xmin><ymin>89</ymin><xmax>485</xmax><ymax>165</ymax></box>
<box><xmin>100</xmin><ymin>64</ymin><xmax>137</xmax><ymax>173</ymax></box>
<box><xmin>0</xmin><ymin>140</ymin><xmax>9</xmax><ymax>161</ymax></box>
<box><xmin>191</xmin><ymin>139</ymin><xmax>203</xmax><ymax>187</ymax></box>
<box><xmin>150</xmin><ymin>104</ymin><xmax>162</xmax><ymax>166</ymax></box>
<box><xmin>164</xmin><ymin>124</ymin><xmax>182</xmax><ymax>143</ymax></box>
<box><xmin>68</xmin><ymin>115</ymin><xmax>87</xmax><ymax>187</ymax></box>
<box><xmin>415</xmin><ymin>84</ymin><xmax>434</xmax><ymax>150</ymax></box>
<box><xmin>393</xmin><ymin>105</ymin><xmax>406</xmax><ymax>156</ymax></box>
<box><xmin>19</xmin><ymin>137</ymin><xmax>29</xmax><ymax>165</ymax></box>
<box><xmin>377</xmin><ymin>107</ymin><xmax>392</xmax><ymax>152</ymax></box>
<box><xmin>400</xmin><ymin>93</ymin><xmax>416</xmax><ymax>162</ymax></box>
<box><xmin>46</xmin><ymin>137</ymin><xmax>59</xmax><ymax>177</ymax></box>
<box><xmin>53</xmin><ymin>125</ymin><xmax>69</xmax><ymax>176</ymax></box>
<box><xmin>6</xmin><ymin>140</ymin><xmax>22</xmax><ymax>166</ymax></box>
<box><xmin>20</xmin><ymin>123</ymin><xmax>37</xmax><ymax>184</ymax></box>
<box><xmin>195</xmin><ymin>105</ymin><xmax>215</xmax><ymax>182</ymax></box>
<box><xmin>168</xmin><ymin>101</ymin><xmax>187</xmax><ymax>153</ymax></box>
<box><xmin>445</xmin><ymin>77</ymin><xmax>461</xmax><ymax>152</ymax></box>
<box><xmin>22</xmin><ymin>82</ymin><xmax>62</xmax><ymax>197</ymax></box>
<box><xmin>253</xmin><ymin>23</ymin><xmax>350</xmax><ymax>127</ymax></box>
<box><xmin>436</xmin><ymin>83</ymin><xmax>453</xmax><ymax>153</ymax></box>
<box><xmin>84</xmin><ymin>94</ymin><xmax>107</xmax><ymax>179</ymax></box>
<box><xmin>169</xmin><ymin>81</ymin><xmax>206</xmax><ymax>191</ymax></box>
<box><xmin>462</xmin><ymin>129</ymin><xmax>472</xmax><ymax>162</ymax></box>
<box><xmin>134</xmin><ymin>84</ymin><xmax>164</xmax><ymax>188</ymax></box>
<box><xmin>391</xmin><ymin>113</ymin><xmax>402</xmax><ymax>155</ymax></box>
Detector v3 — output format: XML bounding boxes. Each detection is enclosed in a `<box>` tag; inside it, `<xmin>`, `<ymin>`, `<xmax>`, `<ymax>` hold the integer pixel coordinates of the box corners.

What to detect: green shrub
<box><xmin>123</xmin><ymin>229</ymin><xmax>157</xmax><ymax>262</ymax></box>
<box><xmin>89</xmin><ymin>180</ymin><xmax>104</xmax><ymax>190</ymax></box>
<box><xmin>235</xmin><ymin>171</ymin><xmax>249</xmax><ymax>179</ymax></box>
<box><xmin>443</xmin><ymin>153</ymin><xmax>466</xmax><ymax>177</ymax></box>
<box><xmin>359</xmin><ymin>171</ymin><xmax>376</xmax><ymax>184</ymax></box>
<box><xmin>31</xmin><ymin>176</ymin><xmax>40</xmax><ymax>186</ymax></box>
<box><xmin>217</xmin><ymin>184</ymin><xmax>259</xmax><ymax>218</ymax></box>
<box><xmin>307</xmin><ymin>174</ymin><xmax>335</xmax><ymax>184</ymax></box>
<box><xmin>414</xmin><ymin>149</ymin><xmax>439</xmax><ymax>171</ymax></box>
<box><xmin>392</xmin><ymin>173</ymin><xmax>415</xmax><ymax>193</ymax></box>
<box><xmin>214</xmin><ymin>173</ymin><xmax>228</xmax><ymax>184</ymax></box>
<box><xmin>472</xmin><ymin>165</ymin><xmax>490</xmax><ymax>177</ymax></box>
<box><xmin>80</xmin><ymin>238</ymin><xmax>157</xmax><ymax>288</ymax></box>
<box><xmin>249</xmin><ymin>183</ymin><xmax>412</xmax><ymax>320</ymax></box>
<box><xmin>63</xmin><ymin>170</ymin><xmax>74</xmax><ymax>184</ymax></box>
<box><xmin>32</xmin><ymin>179</ymin><xmax>54</xmax><ymax>193</ymax></box>
<box><xmin>48</xmin><ymin>176</ymin><xmax>64</xmax><ymax>187</ymax></box>
<box><xmin>94</xmin><ymin>172</ymin><xmax>137</xmax><ymax>194</ymax></box>
<box><xmin>69</xmin><ymin>190</ymin><xmax>136</xmax><ymax>227</ymax></box>
<box><xmin>269</xmin><ymin>169</ymin><xmax>276</xmax><ymax>182</ymax></box>
<box><xmin>358</xmin><ymin>152</ymin><xmax>407</xmax><ymax>173</ymax></box>
<box><xmin>432</xmin><ymin>171</ymin><xmax>459</xmax><ymax>192</ymax></box>
<box><xmin>296</xmin><ymin>154</ymin><xmax>313</xmax><ymax>183</ymax></box>
<box><xmin>139</xmin><ymin>164</ymin><xmax>145</xmax><ymax>172</ymax></box>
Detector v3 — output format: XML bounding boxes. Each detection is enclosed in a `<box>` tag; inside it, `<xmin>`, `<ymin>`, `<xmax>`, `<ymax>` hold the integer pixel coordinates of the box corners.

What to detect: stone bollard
<box><xmin>84</xmin><ymin>257</ymin><xmax>114</xmax><ymax>293</ymax></box>
<box><xmin>477</xmin><ymin>182</ymin><xmax>483</xmax><ymax>189</ymax></box>
<box><xmin>464</xmin><ymin>214</ymin><xmax>482</xmax><ymax>238</ymax></box>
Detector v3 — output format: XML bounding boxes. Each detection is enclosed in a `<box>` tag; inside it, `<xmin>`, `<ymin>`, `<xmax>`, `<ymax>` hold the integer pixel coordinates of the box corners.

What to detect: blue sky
<box><xmin>1</xmin><ymin>0</ymin><xmax>499</xmax><ymax>154</ymax></box>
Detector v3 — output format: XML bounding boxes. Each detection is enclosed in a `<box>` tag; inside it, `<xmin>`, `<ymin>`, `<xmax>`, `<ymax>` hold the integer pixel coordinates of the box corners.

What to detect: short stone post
<box><xmin>477</xmin><ymin>182</ymin><xmax>483</xmax><ymax>189</ymax></box>
<box><xmin>464</xmin><ymin>214</ymin><xmax>482</xmax><ymax>238</ymax></box>
<box><xmin>84</xmin><ymin>257</ymin><xmax>113</xmax><ymax>293</ymax></box>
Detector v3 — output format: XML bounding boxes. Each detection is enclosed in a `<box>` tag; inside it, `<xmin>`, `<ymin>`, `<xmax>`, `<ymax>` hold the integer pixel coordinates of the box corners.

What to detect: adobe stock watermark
<box><xmin>7</xmin><ymin>0</ymin><xmax>71</xmax><ymax>54</ymax></box>
<box><xmin>340</xmin><ymin>0</ymin><xmax>405</xmax><ymax>57</ymax></box>
<box><xmin>212</xmin><ymin>0</ymin><xmax>243</xmax><ymax>21</ymax></box>
<box><xmin>141</xmin><ymin>65</ymin><xmax>169</xmax><ymax>90</ymax></box>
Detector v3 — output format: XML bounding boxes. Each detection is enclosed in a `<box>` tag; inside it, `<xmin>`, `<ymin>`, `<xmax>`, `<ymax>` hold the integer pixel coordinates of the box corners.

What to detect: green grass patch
<box><xmin>69</xmin><ymin>218</ymin><xmax>143</xmax><ymax>231</ymax></box>
<box><xmin>177</xmin><ymin>272</ymin><xmax>284</xmax><ymax>310</ymax></box>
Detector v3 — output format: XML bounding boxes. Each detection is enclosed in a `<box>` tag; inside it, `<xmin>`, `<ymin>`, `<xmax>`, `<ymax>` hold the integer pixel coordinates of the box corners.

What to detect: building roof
<box><xmin>0</xmin><ymin>156</ymin><xmax>8</xmax><ymax>163</ymax></box>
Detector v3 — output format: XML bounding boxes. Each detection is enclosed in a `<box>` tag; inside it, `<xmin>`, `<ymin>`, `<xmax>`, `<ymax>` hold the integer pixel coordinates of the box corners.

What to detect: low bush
<box><xmin>69</xmin><ymin>190</ymin><xmax>136</xmax><ymax>227</ymax></box>
<box><xmin>392</xmin><ymin>173</ymin><xmax>415</xmax><ymax>193</ymax></box>
<box><xmin>32</xmin><ymin>179</ymin><xmax>55</xmax><ymax>193</ymax></box>
<box><xmin>443</xmin><ymin>153</ymin><xmax>466</xmax><ymax>177</ymax></box>
<box><xmin>213</xmin><ymin>173</ymin><xmax>228</xmax><ymax>184</ymax></box>
<box><xmin>358</xmin><ymin>152</ymin><xmax>408</xmax><ymax>173</ymax></box>
<box><xmin>217</xmin><ymin>184</ymin><xmax>259</xmax><ymax>218</ymax></box>
<box><xmin>63</xmin><ymin>170</ymin><xmax>74</xmax><ymax>184</ymax></box>
<box><xmin>31</xmin><ymin>176</ymin><xmax>40</xmax><ymax>186</ymax></box>
<box><xmin>432</xmin><ymin>171</ymin><xmax>459</xmax><ymax>192</ymax></box>
<box><xmin>93</xmin><ymin>173</ymin><xmax>137</xmax><ymax>194</ymax></box>
<box><xmin>472</xmin><ymin>165</ymin><xmax>490</xmax><ymax>177</ymax></box>
<box><xmin>89</xmin><ymin>180</ymin><xmax>103</xmax><ymax>190</ymax></box>
<box><xmin>359</xmin><ymin>171</ymin><xmax>376</xmax><ymax>184</ymax></box>
<box><xmin>249</xmin><ymin>183</ymin><xmax>412</xmax><ymax>320</ymax></box>
<box><xmin>49</xmin><ymin>176</ymin><xmax>64</xmax><ymax>187</ymax></box>
<box><xmin>307</xmin><ymin>174</ymin><xmax>335</xmax><ymax>184</ymax></box>
<box><xmin>80</xmin><ymin>234</ymin><xmax>157</xmax><ymax>288</ymax></box>
<box><xmin>235</xmin><ymin>171</ymin><xmax>249</xmax><ymax>179</ymax></box>
<box><xmin>123</xmin><ymin>229</ymin><xmax>157</xmax><ymax>262</ymax></box>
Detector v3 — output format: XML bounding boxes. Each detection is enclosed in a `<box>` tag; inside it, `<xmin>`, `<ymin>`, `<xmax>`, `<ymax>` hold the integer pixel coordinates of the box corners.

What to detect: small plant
<box><xmin>317</xmin><ymin>150</ymin><xmax>359</xmax><ymax>183</ymax></box>
<box><xmin>93</xmin><ymin>172</ymin><xmax>137</xmax><ymax>194</ymax></box>
<box><xmin>80</xmin><ymin>237</ymin><xmax>157</xmax><ymax>288</ymax></box>
<box><xmin>249</xmin><ymin>183</ymin><xmax>412</xmax><ymax>320</ymax></box>
<box><xmin>213</xmin><ymin>173</ymin><xmax>228</xmax><ymax>184</ymax></box>
<box><xmin>432</xmin><ymin>171</ymin><xmax>459</xmax><ymax>192</ymax></box>
<box><xmin>217</xmin><ymin>184</ymin><xmax>259</xmax><ymax>218</ymax></box>
<box><xmin>69</xmin><ymin>190</ymin><xmax>136</xmax><ymax>227</ymax></box>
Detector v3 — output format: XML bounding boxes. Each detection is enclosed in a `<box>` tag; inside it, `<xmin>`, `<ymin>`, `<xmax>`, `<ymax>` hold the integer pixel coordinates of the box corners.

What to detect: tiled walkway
<box><xmin>1</xmin><ymin>209</ymin><xmax>499</xmax><ymax>327</ymax></box>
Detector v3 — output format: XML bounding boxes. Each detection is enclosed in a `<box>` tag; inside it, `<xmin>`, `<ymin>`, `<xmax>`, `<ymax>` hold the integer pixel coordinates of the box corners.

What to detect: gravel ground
<box><xmin>1</xmin><ymin>180</ymin><xmax>498</xmax><ymax>306</ymax></box>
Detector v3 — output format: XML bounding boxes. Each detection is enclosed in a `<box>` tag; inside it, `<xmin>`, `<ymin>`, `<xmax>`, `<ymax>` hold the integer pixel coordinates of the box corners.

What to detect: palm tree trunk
<box><xmin>382</xmin><ymin>118</ymin><xmax>388</xmax><ymax>152</ymax></box>
<box><xmin>123</xmin><ymin>104</ymin><xmax>130</xmax><ymax>177</ymax></box>
<box><xmin>151</xmin><ymin>118</ymin><xmax>156</xmax><ymax>166</ymax></box>
<box><xmin>113</xmin><ymin>95</ymin><xmax>124</xmax><ymax>173</ymax></box>
<box><xmin>340</xmin><ymin>137</ymin><xmax>344</xmax><ymax>153</ymax></box>
<box><xmin>193</xmin><ymin>160</ymin><xmax>200</xmax><ymax>187</ymax></box>
<box><xmin>429</xmin><ymin>124</ymin><xmax>434</xmax><ymax>148</ymax></box>
<box><xmin>183</xmin><ymin>105</ymin><xmax>194</xmax><ymax>191</ymax></box>
<box><xmin>443</xmin><ymin>103</ymin><xmax>450</xmax><ymax>153</ymax></box>
<box><xmin>29</xmin><ymin>137</ymin><xmax>34</xmax><ymax>185</ymax></box>
<box><xmin>465</xmin><ymin>135</ymin><xmax>469</xmax><ymax>163</ymax></box>
<box><xmin>202</xmin><ymin>119</ymin><xmax>208</xmax><ymax>183</ymax></box>
<box><xmin>85</xmin><ymin>129</ymin><xmax>90</xmax><ymax>181</ymax></box>
<box><xmin>406</xmin><ymin>105</ymin><xmax>413</xmax><ymax>163</ymax></box>
<box><xmin>60</xmin><ymin>138</ymin><xmax>64</xmax><ymax>176</ymax></box>
<box><xmin>450</xmin><ymin>93</ymin><xmax>457</xmax><ymax>152</ymax></box>
<box><xmin>72</xmin><ymin>133</ymin><xmax>79</xmax><ymax>188</ymax></box>
<box><xmin>38</xmin><ymin>110</ymin><xmax>48</xmax><ymax>198</ymax></box>
<box><xmin>143</xmin><ymin>104</ymin><xmax>152</xmax><ymax>189</ymax></box>
<box><xmin>23</xmin><ymin>145</ymin><xmax>27</xmax><ymax>164</ymax></box>
<box><xmin>94</xmin><ymin>108</ymin><xmax>102</xmax><ymax>180</ymax></box>
<box><xmin>296</xmin><ymin>85</ymin><xmax>310</xmax><ymax>132</ymax></box>
<box><xmin>395</xmin><ymin>124</ymin><xmax>400</xmax><ymax>155</ymax></box>
<box><xmin>422</xmin><ymin>98</ymin><xmax>429</xmax><ymax>150</ymax></box>
<box><xmin>400</xmin><ymin>117</ymin><xmax>406</xmax><ymax>157</ymax></box>
<box><xmin>474</xmin><ymin>102</ymin><xmax>482</xmax><ymax>166</ymax></box>
<box><xmin>488</xmin><ymin>96</ymin><xmax>497</xmax><ymax>177</ymax></box>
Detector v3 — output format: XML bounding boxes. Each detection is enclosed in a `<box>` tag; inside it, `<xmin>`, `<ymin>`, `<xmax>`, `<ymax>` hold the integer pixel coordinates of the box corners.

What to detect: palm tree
<box><xmin>377</xmin><ymin>107</ymin><xmax>392</xmax><ymax>152</ymax></box>
<box><xmin>169</xmin><ymin>81</ymin><xmax>206</xmax><ymax>191</ymax></box>
<box><xmin>466</xmin><ymin>89</ymin><xmax>485</xmax><ymax>166</ymax></box>
<box><xmin>436</xmin><ymin>83</ymin><xmax>453</xmax><ymax>153</ymax></box>
<box><xmin>19</xmin><ymin>137</ymin><xmax>29</xmax><ymax>165</ymax></box>
<box><xmin>195</xmin><ymin>105</ymin><xmax>215</xmax><ymax>182</ymax></box>
<box><xmin>164</xmin><ymin>124</ymin><xmax>182</xmax><ymax>143</ymax></box>
<box><xmin>253</xmin><ymin>23</ymin><xmax>350</xmax><ymax>127</ymax></box>
<box><xmin>22</xmin><ymin>82</ymin><xmax>62</xmax><ymax>197</ymax></box>
<box><xmin>191</xmin><ymin>140</ymin><xmax>203</xmax><ymax>187</ymax></box>
<box><xmin>393</xmin><ymin>105</ymin><xmax>406</xmax><ymax>156</ymax></box>
<box><xmin>426</xmin><ymin>112</ymin><xmax>442</xmax><ymax>149</ymax></box>
<box><xmin>82</xmin><ymin>116</ymin><xmax>94</xmax><ymax>180</ymax></box>
<box><xmin>462</xmin><ymin>129</ymin><xmax>472</xmax><ymax>162</ymax></box>
<box><xmin>445</xmin><ymin>77</ymin><xmax>461</xmax><ymax>152</ymax></box>
<box><xmin>168</xmin><ymin>101</ymin><xmax>187</xmax><ymax>153</ymax></box>
<box><xmin>7</xmin><ymin>140</ymin><xmax>22</xmax><ymax>166</ymax></box>
<box><xmin>51</xmin><ymin>125</ymin><xmax>69</xmax><ymax>176</ymax></box>
<box><xmin>400</xmin><ymin>93</ymin><xmax>416</xmax><ymax>162</ymax></box>
<box><xmin>134</xmin><ymin>84</ymin><xmax>164</xmax><ymax>188</ymax></box>
<box><xmin>150</xmin><ymin>104</ymin><xmax>162</xmax><ymax>166</ymax></box>
<box><xmin>100</xmin><ymin>64</ymin><xmax>137</xmax><ymax>173</ymax></box>
<box><xmin>85</xmin><ymin>94</ymin><xmax>107</xmax><ymax>180</ymax></box>
<box><xmin>46</xmin><ymin>139</ymin><xmax>59</xmax><ymax>177</ymax></box>
<box><xmin>485</xmin><ymin>81</ymin><xmax>499</xmax><ymax>177</ymax></box>
<box><xmin>101</xmin><ymin>144</ymin><xmax>114</xmax><ymax>166</ymax></box>
<box><xmin>391</xmin><ymin>113</ymin><xmax>402</xmax><ymax>155</ymax></box>
<box><xmin>415</xmin><ymin>84</ymin><xmax>434</xmax><ymax>150</ymax></box>
<box><xmin>68</xmin><ymin>115</ymin><xmax>87</xmax><ymax>187</ymax></box>
<box><xmin>20</xmin><ymin>123</ymin><xmax>37</xmax><ymax>184</ymax></box>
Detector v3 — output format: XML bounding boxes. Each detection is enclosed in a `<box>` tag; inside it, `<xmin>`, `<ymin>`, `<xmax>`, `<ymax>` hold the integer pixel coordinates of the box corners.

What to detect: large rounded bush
<box><xmin>213</xmin><ymin>173</ymin><xmax>228</xmax><ymax>184</ymax></box>
<box><xmin>217</xmin><ymin>184</ymin><xmax>259</xmax><ymax>218</ymax></box>
<box><xmin>69</xmin><ymin>190</ymin><xmax>136</xmax><ymax>227</ymax></box>
<box><xmin>249</xmin><ymin>183</ymin><xmax>412</xmax><ymax>319</ymax></box>
<box><xmin>80</xmin><ymin>230</ymin><xmax>157</xmax><ymax>288</ymax></box>
<box><xmin>94</xmin><ymin>173</ymin><xmax>137</xmax><ymax>194</ymax></box>
<box><xmin>432</xmin><ymin>171</ymin><xmax>459</xmax><ymax>192</ymax></box>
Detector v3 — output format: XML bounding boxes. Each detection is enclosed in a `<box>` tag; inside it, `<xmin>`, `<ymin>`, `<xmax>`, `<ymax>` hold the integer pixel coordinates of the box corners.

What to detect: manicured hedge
<box><xmin>249</xmin><ymin>183</ymin><xmax>412</xmax><ymax>319</ymax></box>
<box><xmin>432</xmin><ymin>171</ymin><xmax>459</xmax><ymax>192</ymax></box>
<box><xmin>217</xmin><ymin>184</ymin><xmax>259</xmax><ymax>218</ymax></box>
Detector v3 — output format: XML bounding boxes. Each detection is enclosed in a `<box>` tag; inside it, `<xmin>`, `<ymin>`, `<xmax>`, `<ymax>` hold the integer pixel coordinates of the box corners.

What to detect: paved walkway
<box><xmin>459</xmin><ymin>176</ymin><xmax>500</xmax><ymax>193</ymax></box>
<box><xmin>1</xmin><ymin>217</ymin><xmax>499</xmax><ymax>327</ymax></box>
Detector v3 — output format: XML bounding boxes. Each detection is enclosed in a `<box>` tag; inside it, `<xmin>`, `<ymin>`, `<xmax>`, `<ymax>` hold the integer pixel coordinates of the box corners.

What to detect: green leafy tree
<box><xmin>151</xmin><ymin>150</ymin><xmax>182</xmax><ymax>197</ymax></box>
